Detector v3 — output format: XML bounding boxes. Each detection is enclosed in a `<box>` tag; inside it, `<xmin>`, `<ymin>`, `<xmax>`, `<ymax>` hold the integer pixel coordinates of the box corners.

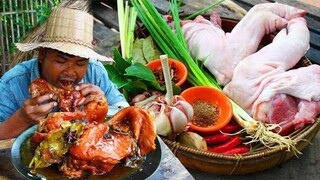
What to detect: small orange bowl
<box><xmin>146</xmin><ymin>58</ymin><xmax>188</xmax><ymax>87</ymax></box>
<box><xmin>180</xmin><ymin>86</ymin><xmax>232</xmax><ymax>133</ymax></box>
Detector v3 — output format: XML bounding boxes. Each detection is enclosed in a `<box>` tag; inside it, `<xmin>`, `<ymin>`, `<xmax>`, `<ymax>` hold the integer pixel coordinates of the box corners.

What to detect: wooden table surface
<box><xmin>1</xmin><ymin>0</ymin><xmax>320</xmax><ymax>179</ymax></box>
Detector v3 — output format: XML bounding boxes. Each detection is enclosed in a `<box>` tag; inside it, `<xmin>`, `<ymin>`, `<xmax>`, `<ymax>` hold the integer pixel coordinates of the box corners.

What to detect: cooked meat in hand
<box><xmin>29</xmin><ymin>78</ymin><xmax>85</xmax><ymax>112</ymax></box>
<box><xmin>29</xmin><ymin>78</ymin><xmax>108</xmax><ymax>123</ymax></box>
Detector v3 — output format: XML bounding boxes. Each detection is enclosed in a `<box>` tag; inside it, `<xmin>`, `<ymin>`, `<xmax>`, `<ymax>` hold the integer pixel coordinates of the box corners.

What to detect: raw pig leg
<box><xmin>182</xmin><ymin>14</ymin><xmax>232</xmax><ymax>85</ymax></box>
<box><xmin>228</xmin><ymin>3</ymin><xmax>306</xmax><ymax>61</ymax></box>
<box><xmin>182</xmin><ymin>3</ymin><xmax>306</xmax><ymax>86</ymax></box>
<box><xmin>223</xmin><ymin>17</ymin><xmax>316</xmax><ymax>135</ymax></box>
<box><xmin>223</xmin><ymin>17</ymin><xmax>310</xmax><ymax>112</ymax></box>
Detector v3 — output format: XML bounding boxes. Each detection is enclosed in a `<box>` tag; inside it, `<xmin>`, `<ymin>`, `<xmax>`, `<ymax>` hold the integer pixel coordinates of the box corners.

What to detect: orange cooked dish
<box><xmin>28</xmin><ymin>78</ymin><xmax>157</xmax><ymax>178</ymax></box>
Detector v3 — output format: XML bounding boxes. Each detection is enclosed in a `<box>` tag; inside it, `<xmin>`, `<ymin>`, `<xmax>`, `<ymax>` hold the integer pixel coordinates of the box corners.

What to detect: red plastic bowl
<box><xmin>180</xmin><ymin>86</ymin><xmax>232</xmax><ymax>133</ymax></box>
<box><xmin>146</xmin><ymin>58</ymin><xmax>188</xmax><ymax>87</ymax></box>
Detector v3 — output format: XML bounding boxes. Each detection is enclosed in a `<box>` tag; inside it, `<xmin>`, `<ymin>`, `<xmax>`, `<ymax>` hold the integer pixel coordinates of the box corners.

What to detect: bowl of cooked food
<box><xmin>11</xmin><ymin>79</ymin><xmax>161</xmax><ymax>179</ymax></box>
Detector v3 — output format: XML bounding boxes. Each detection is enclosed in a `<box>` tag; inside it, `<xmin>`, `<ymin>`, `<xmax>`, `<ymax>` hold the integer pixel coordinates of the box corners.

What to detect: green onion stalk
<box><xmin>131</xmin><ymin>0</ymin><xmax>299</xmax><ymax>153</ymax></box>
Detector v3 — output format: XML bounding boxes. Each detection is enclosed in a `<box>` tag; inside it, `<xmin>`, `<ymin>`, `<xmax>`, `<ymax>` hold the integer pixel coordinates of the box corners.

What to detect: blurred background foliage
<box><xmin>0</xmin><ymin>0</ymin><xmax>60</xmax><ymax>53</ymax></box>
<box><xmin>0</xmin><ymin>0</ymin><xmax>61</xmax><ymax>76</ymax></box>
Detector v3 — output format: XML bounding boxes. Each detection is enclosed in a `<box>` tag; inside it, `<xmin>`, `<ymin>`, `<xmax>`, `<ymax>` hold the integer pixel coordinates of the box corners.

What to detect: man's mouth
<box><xmin>58</xmin><ymin>79</ymin><xmax>75</xmax><ymax>90</ymax></box>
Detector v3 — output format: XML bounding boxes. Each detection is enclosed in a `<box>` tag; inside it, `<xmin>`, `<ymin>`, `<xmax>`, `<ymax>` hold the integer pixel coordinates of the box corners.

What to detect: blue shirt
<box><xmin>0</xmin><ymin>58</ymin><xmax>128</xmax><ymax>122</ymax></box>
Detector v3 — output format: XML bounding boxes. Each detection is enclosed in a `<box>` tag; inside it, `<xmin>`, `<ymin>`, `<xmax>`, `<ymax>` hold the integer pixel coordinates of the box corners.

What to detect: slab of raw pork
<box><xmin>182</xmin><ymin>3</ymin><xmax>306</xmax><ymax>86</ymax></box>
<box><xmin>252</xmin><ymin>65</ymin><xmax>320</xmax><ymax>135</ymax></box>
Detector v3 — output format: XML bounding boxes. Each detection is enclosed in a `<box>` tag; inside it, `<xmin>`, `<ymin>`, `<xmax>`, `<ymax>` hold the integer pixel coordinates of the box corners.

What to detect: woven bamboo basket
<box><xmin>156</xmin><ymin>18</ymin><xmax>320</xmax><ymax>175</ymax></box>
<box><xmin>162</xmin><ymin>119</ymin><xmax>320</xmax><ymax>175</ymax></box>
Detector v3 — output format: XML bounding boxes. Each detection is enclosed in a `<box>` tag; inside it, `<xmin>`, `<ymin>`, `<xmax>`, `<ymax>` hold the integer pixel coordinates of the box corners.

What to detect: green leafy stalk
<box><xmin>185</xmin><ymin>0</ymin><xmax>227</xmax><ymax>20</ymax></box>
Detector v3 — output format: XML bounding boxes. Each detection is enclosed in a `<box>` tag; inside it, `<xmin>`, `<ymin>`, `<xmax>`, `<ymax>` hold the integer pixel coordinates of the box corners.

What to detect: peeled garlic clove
<box><xmin>178</xmin><ymin>132</ymin><xmax>208</xmax><ymax>151</ymax></box>
<box><xmin>174</xmin><ymin>100</ymin><xmax>194</xmax><ymax>121</ymax></box>
<box><xmin>169</xmin><ymin>107</ymin><xmax>188</xmax><ymax>134</ymax></box>
<box><xmin>155</xmin><ymin>111</ymin><xmax>172</xmax><ymax>136</ymax></box>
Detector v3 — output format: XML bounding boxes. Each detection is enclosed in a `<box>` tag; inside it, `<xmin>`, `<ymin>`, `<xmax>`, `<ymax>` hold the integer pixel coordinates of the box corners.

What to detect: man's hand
<box><xmin>19</xmin><ymin>94</ymin><xmax>57</xmax><ymax>124</ymax></box>
<box><xmin>75</xmin><ymin>83</ymin><xmax>105</xmax><ymax>106</ymax></box>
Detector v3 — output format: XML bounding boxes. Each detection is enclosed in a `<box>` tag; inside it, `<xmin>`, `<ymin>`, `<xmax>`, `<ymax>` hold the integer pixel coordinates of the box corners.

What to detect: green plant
<box><xmin>104</xmin><ymin>48</ymin><xmax>180</xmax><ymax>101</ymax></box>
<box><xmin>104</xmin><ymin>48</ymin><xmax>162</xmax><ymax>100</ymax></box>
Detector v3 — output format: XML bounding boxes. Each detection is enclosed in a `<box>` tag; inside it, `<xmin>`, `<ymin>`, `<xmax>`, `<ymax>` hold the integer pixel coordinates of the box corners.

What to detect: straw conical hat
<box><xmin>15</xmin><ymin>7</ymin><xmax>113</xmax><ymax>62</ymax></box>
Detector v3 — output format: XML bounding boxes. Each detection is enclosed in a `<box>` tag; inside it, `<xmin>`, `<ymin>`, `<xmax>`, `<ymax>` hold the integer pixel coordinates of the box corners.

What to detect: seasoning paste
<box><xmin>192</xmin><ymin>100</ymin><xmax>220</xmax><ymax>127</ymax></box>
<box><xmin>152</xmin><ymin>66</ymin><xmax>180</xmax><ymax>86</ymax></box>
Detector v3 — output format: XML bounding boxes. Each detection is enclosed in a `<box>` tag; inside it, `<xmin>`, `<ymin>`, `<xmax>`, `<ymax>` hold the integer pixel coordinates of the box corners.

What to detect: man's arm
<box><xmin>0</xmin><ymin>94</ymin><xmax>57</xmax><ymax>140</ymax></box>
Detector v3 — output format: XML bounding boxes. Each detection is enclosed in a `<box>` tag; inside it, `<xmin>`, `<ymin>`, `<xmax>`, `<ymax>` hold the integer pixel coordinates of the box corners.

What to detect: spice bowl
<box><xmin>146</xmin><ymin>58</ymin><xmax>188</xmax><ymax>87</ymax></box>
<box><xmin>180</xmin><ymin>86</ymin><xmax>232</xmax><ymax>133</ymax></box>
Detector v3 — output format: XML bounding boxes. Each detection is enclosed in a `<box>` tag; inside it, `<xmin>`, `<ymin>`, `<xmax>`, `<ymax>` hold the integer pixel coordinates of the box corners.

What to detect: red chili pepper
<box><xmin>220</xmin><ymin>124</ymin><xmax>242</xmax><ymax>133</ymax></box>
<box><xmin>222</xmin><ymin>146</ymin><xmax>250</xmax><ymax>155</ymax></box>
<box><xmin>208</xmin><ymin>136</ymin><xmax>242</xmax><ymax>153</ymax></box>
<box><xmin>204</xmin><ymin>133</ymin><xmax>231</xmax><ymax>145</ymax></box>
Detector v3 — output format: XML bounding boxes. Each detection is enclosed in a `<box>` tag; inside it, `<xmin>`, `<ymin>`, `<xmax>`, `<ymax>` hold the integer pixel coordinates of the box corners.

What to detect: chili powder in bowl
<box><xmin>180</xmin><ymin>86</ymin><xmax>232</xmax><ymax>133</ymax></box>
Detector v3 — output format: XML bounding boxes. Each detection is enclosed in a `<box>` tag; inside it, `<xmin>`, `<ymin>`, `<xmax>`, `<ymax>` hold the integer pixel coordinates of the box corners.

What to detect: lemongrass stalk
<box><xmin>127</xmin><ymin>7</ymin><xmax>137</xmax><ymax>58</ymax></box>
<box><xmin>134</xmin><ymin>94</ymin><xmax>158</xmax><ymax>107</ymax></box>
<box><xmin>123</xmin><ymin>1</ymin><xmax>130</xmax><ymax>58</ymax></box>
<box><xmin>117</xmin><ymin>0</ymin><xmax>125</xmax><ymax>57</ymax></box>
<box><xmin>160</xmin><ymin>54</ymin><xmax>173</xmax><ymax>105</ymax></box>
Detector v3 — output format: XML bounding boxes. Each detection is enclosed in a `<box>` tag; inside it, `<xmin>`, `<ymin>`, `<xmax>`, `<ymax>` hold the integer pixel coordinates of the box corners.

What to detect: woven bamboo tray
<box><xmin>159</xmin><ymin>18</ymin><xmax>320</xmax><ymax>175</ymax></box>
